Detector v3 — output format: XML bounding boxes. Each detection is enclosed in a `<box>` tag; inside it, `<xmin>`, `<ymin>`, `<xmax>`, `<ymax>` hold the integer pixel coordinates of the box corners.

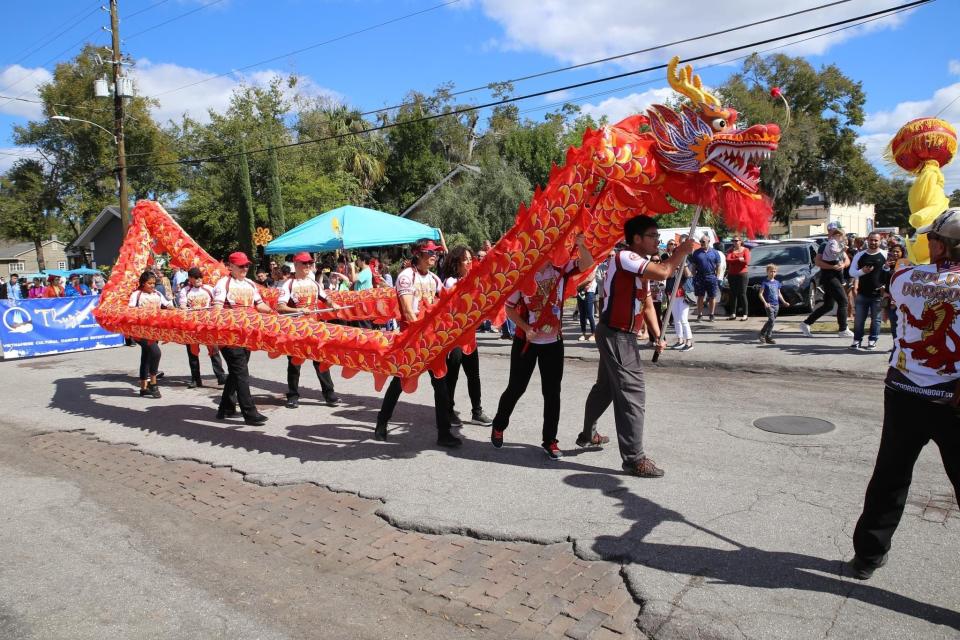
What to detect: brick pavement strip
<box><xmin>28</xmin><ymin>431</ymin><xmax>644</xmax><ymax>640</ymax></box>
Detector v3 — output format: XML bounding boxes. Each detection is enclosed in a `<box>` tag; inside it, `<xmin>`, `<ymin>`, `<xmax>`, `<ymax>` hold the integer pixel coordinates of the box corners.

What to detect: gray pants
<box><xmin>582</xmin><ymin>323</ymin><xmax>647</xmax><ymax>467</ymax></box>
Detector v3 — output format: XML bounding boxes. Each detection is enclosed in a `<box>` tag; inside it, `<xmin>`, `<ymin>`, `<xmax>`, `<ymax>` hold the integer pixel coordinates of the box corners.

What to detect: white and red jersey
<box><xmin>396</xmin><ymin>267</ymin><xmax>443</xmax><ymax>316</ymax></box>
<box><xmin>277</xmin><ymin>277</ymin><xmax>328</xmax><ymax>309</ymax></box>
<box><xmin>505</xmin><ymin>261</ymin><xmax>577</xmax><ymax>345</ymax></box>
<box><xmin>177</xmin><ymin>283</ymin><xmax>215</xmax><ymax>309</ymax></box>
<box><xmin>128</xmin><ymin>290</ymin><xmax>173</xmax><ymax>310</ymax></box>
<box><xmin>885</xmin><ymin>260</ymin><xmax>960</xmax><ymax>400</ymax></box>
<box><xmin>600</xmin><ymin>251</ymin><xmax>653</xmax><ymax>334</ymax></box>
<box><xmin>212</xmin><ymin>276</ymin><xmax>263</xmax><ymax>309</ymax></box>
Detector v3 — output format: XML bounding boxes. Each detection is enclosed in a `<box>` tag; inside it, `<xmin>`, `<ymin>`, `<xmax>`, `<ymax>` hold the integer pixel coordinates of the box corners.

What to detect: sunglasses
<box><xmin>419</xmin><ymin>250</ymin><xmax>437</xmax><ymax>256</ymax></box>
<box><xmin>298</xmin><ymin>261</ymin><xmax>315</xmax><ymax>265</ymax></box>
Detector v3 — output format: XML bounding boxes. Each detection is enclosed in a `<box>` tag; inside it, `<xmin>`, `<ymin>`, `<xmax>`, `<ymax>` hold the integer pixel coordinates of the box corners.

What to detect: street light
<box><xmin>51</xmin><ymin>115</ymin><xmax>117</xmax><ymax>145</ymax></box>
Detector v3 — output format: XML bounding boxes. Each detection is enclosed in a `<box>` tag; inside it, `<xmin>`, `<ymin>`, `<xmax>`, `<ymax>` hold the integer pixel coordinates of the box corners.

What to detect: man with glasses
<box><xmin>849</xmin><ymin>208</ymin><xmax>960</xmax><ymax>580</ymax></box>
<box><xmin>277</xmin><ymin>252</ymin><xmax>341</xmax><ymax>409</ymax></box>
<box><xmin>690</xmin><ymin>235</ymin><xmax>722</xmax><ymax>321</ymax></box>
<box><xmin>848</xmin><ymin>232</ymin><xmax>887</xmax><ymax>350</ymax></box>
<box><xmin>375</xmin><ymin>239</ymin><xmax>461</xmax><ymax>447</ymax></box>
<box><xmin>580</xmin><ymin>215</ymin><xmax>696</xmax><ymax>477</ymax></box>
<box><xmin>725</xmin><ymin>237</ymin><xmax>751</xmax><ymax>320</ymax></box>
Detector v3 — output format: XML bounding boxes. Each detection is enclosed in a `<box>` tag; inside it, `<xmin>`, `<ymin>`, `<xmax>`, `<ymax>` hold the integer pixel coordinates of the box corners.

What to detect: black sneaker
<box><xmin>244</xmin><ymin>413</ymin><xmax>268</xmax><ymax>426</ymax></box>
<box><xmin>765</xmin><ymin>336</ymin><xmax>777</xmax><ymax>344</ymax></box>
<box><xmin>374</xmin><ymin>422</ymin><xmax>388</xmax><ymax>441</ymax></box>
<box><xmin>708</xmin><ymin>315</ymin><xmax>715</xmax><ymax>322</ymax></box>
<box><xmin>187</xmin><ymin>379</ymin><xmax>199</xmax><ymax>389</ymax></box>
<box><xmin>216</xmin><ymin>376</ymin><xmax>228</xmax><ymax>386</ymax></box>
<box><xmin>216</xmin><ymin>408</ymin><xmax>238</xmax><ymax>420</ymax></box>
<box><xmin>139</xmin><ymin>387</ymin><xmax>151</xmax><ymax>397</ymax></box>
<box><xmin>758</xmin><ymin>333</ymin><xmax>766</xmax><ymax>344</ymax></box>
<box><xmin>847</xmin><ymin>554</ymin><xmax>887</xmax><ymax>580</ymax></box>
<box><xmin>490</xmin><ymin>427</ymin><xmax>504</xmax><ymax>448</ymax></box>
<box><xmin>437</xmin><ymin>431</ymin><xmax>462</xmax><ymax>448</ymax></box>
<box><xmin>849</xmin><ymin>341</ymin><xmax>861</xmax><ymax>351</ymax></box>
<box><xmin>542</xmin><ymin>440</ymin><xmax>562</xmax><ymax>460</ymax></box>
<box><xmin>285</xmin><ymin>396</ymin><xmax>299</xmax><ymax>409</ymax></box>
<box><xmin>471</xmin><ymin>409</ymin><xmax>493</xmax><ymax>426</ymax></box>
<box><xmin>448</xmin><ymin>412</ymin><xmax>463</xmax><ymax>428</ymax></box>
<box><xmin>148</xmin><ymin>383</ymin><xmax>161</xmax><ymax>399</ymax></box>
<box><xmin>324</xmin><ymin>393</ymin><xmax>341</xmax><ymax>407</ymax></box>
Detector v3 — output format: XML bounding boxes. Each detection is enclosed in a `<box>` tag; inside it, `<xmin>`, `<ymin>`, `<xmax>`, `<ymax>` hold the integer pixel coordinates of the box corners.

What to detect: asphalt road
<box><xmin>0</xmin><ymin>343</ymin><xmax>956</xmax><ymax>639</ymax></box>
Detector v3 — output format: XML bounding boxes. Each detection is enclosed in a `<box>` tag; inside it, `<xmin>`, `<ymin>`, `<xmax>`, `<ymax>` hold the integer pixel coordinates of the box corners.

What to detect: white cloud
<box><xmin>0</xmin><ymin>65</ymin><xmax>53</xmax><ymax>119</ymax></box>
<box><xmin>859</xmin><ymin>83</ymin><xmax>960</xmax><ymax>193</ymax></box>
<box><xmin>472</xmin><ymin>0</ymin><xmax>911</xmax><ymax>67</ymax></box>
<box><xmin>131</xmin><ymin>59</ymin><xmax>341</xmax><ymax>125</ymax></box>
<box><xmin>579</xmin><ymin>87</ymin><xmax>674</xmax><ymax>124</ymax></box>
<box><xmin>950</xmin><ymin>60</ymin><xmax>960</xmax><ymax>76</ymax></box>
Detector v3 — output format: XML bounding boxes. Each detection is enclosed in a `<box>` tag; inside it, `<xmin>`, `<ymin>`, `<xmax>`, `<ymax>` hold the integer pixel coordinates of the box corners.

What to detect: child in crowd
<box><xmin>759</xmin><ymin>264</ymin><xmax>790</xmax><ymax>344</ymax></box>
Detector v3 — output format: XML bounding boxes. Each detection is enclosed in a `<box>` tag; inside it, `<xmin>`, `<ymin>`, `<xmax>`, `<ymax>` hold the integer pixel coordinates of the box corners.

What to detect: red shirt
<box><xmin>726</xmin><ymin>247</ymin><xmax>751</xmax><ymax>276</ymax></box>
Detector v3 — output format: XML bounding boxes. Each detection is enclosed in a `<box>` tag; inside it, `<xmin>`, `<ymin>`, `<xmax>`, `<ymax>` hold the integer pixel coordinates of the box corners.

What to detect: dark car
<box><xmin>721</xmin><ymin>242</ymin><xmax>823</xmax><ymax>314</ymax></box>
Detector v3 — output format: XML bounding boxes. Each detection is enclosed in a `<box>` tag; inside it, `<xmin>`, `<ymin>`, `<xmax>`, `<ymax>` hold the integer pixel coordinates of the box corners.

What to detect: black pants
<box><xmin>853</xmin><ymin>388</ymin><xmax>960</xmax><ymax>564</ymax></box>
<box><xmin>286</xmin><ymin>358</ymin><xmax>336</xmax><ymax>400</ymax></box>
<box><xmin>377</xmin><ymin>373</ymin><xmax>452</xmax><ymax>432</ymax></box>
<box><xmin>186</xmin><ymin>345</ymin><xmax>225</xmax><ymax>383</ymax></box>
<box><xmin>136</xmin><ymin>339</ymin><xmax>161</xmax><ymax>380</ymax></box>
<box><xmin>219</xmin><ymin>346</ymin><xmax>257</xmax><ymax>418</ymax></box>
<box><xmin>446</xmin><ymin>347</ymin><xmax>482</xmax><ymax>414</ymax></box>
<box><xmin>728</xmin><ymin>273</ymin><xmax>749</xmax><ymax>317</ymax></box>
<box><xmin>805</xmin><ymin>273</ymin><xmax>848</xmax><ymax>330</ymax></box>
<box><xmin>492</xmin><ymin>338</ymin><xmax>564</xmax><ymax>446</ymax></box>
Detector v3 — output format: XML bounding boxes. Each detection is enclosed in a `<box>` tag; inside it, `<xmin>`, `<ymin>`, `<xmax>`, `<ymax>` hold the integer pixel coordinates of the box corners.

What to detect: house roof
<box><xmin>0</xmin><ymin>239</ymin><xmax>66</xmax><ymax>260</ymax></box>
<box><xmin>73</xmin><ymin>205</ymin><xmax>121</xmax><ymax>248</ymax></box>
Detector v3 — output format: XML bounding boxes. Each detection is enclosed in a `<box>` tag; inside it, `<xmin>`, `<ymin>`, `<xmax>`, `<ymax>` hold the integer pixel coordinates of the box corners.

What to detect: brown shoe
<box><xmin>576</xmin><ymin>432</ymin><xmax>610</xmax><ymax>448</ymax></box>
<box><xmin>625</xmin><ymin>457</ymin><xmax>664</xmax><ymax>478</ymax></box>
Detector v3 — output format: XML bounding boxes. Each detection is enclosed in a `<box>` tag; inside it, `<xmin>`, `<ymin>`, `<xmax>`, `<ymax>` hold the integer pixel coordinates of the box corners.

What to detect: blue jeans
<box><xmin>887</xmin><ymin>305</ymin><xmax>898</xmax><ymax>341</ymax></box>
<box><xmin>501</xmin><ymin>317</ymin><xmax>516</xmax><ymax>337</ymax></box>
<box><xmin>854</xmin><ymin>294</ymin><xmax>882</xmax><ymax>343</ymax></box>
<box><xmin>577</xmin><ymin>292</ymin><xmax>596</xmax><ymax>334</ymax></box>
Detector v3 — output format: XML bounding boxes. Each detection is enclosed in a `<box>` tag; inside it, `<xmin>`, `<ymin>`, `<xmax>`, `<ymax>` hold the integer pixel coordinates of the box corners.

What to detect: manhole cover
<box><xmin>753</xmin><ymin>415</ymin><xmax>835</xmax><ymax>435</ymax></box>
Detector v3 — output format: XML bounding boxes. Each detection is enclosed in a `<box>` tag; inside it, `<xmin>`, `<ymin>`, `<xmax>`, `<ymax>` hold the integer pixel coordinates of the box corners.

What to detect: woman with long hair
<box><xmin>440</xmin><ymin>246</ymin><xmax>492</xmax><ymax>426</ymax></box>
<box><xmin>128</xmin><ymin>270</ymin><xmax>173</xmax><ymax>398</ymax></box>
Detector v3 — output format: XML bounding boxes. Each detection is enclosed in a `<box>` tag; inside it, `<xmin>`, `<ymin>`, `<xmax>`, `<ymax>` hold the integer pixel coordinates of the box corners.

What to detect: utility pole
<box><xmin>109</xmin><ymin>0</ymin><xmax>129</xmax><ymax>233</ymax></box>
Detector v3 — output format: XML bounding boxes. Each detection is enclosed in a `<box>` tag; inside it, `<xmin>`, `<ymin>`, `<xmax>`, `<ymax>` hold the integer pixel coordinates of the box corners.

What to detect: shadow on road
<box><xmin>564</xmin><ymin>473</ymin><xmax>960</xmax><ymax>631</ymax></box>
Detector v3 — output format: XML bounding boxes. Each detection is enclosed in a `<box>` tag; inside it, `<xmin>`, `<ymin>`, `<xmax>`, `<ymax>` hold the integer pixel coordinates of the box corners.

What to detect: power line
<box><xmin>145</xmin><ymin>0</ymin><xmax>463</xmax><ymax>99</ymax></box>
<box><xmin>125</xmin><ymin>0</ymin><xmax>228</xmax><ymax>40</ymax></box>
<box><xmin>124</xmin><ymin>0</ymin><xmax>933</xmax><ymax>171</ymax></box>
<box><xmin>124</xmin><ymin>0</ymin><xmax>175</xmax><ymax>20</ymax></box>
<box><xmin>362</xmin><ymin>0</ymin><xmax>860</xmax><ymax>116</ymax></box>
<box><xmin>3</xmin><ymin>1</ymin><xmax>102</xmax><ymax>69</ymax></box>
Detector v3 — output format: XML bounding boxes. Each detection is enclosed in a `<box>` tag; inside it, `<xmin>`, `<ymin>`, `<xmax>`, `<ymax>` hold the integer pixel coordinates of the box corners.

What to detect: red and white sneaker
<box><xmin>542</xmin><ymin>440</ymin><xmax>562</xmax><ymax>460</ymax></box>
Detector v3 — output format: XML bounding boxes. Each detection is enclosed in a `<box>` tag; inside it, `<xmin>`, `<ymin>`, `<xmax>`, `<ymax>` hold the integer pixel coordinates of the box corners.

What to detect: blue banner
<box><xmin>0</xmin><ymin>296</ymin><xmax>124</xmax><ymax>359</ymax></box>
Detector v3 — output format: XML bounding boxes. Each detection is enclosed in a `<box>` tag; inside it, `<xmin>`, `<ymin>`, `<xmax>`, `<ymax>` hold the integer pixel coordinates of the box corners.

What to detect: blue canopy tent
<box><xmin>42</xmin><ymin>269</ymin><xmax>71</xmax><ymax>278</ymax></box>
<box><xmin>265</xmin><ymin>205</ymin><xmax>440</xmax><ymax>254</ymax></box>
<box><xmin>68</xmin><ymin>266</ymin><xmax>101</xmax><ymax>276</ymax></box>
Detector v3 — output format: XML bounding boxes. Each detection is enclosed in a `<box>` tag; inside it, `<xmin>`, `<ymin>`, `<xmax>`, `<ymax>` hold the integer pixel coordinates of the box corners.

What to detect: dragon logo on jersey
<box><xmin>899</xmin><ymin>300</ymin><xmax>960</xmax><ymax>374</ymax></box>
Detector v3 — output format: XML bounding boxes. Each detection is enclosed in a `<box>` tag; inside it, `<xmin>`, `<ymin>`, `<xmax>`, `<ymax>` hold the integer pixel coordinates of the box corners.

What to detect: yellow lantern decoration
<box><xmin>253</xmin><ymin>227</ymin><xmax>273</xmax><ymax>247</ymax></box>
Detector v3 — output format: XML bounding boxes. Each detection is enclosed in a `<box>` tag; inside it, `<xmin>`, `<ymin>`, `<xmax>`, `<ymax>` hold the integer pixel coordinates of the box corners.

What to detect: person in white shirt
<box><xmin>374</xmin><ymin>239</ymin><xmax>460</xmax><ymax>447</ymax></box>
<box><xmin>276</xmin><ymin>252</ymin><xmax>341</xmax><ymax>409</ymax></box>
<box><xmin>128</xmin><ymin>270</ymin><xmax>173</xmax><ymax>398</ymax></box>
<box><xmin>212</xmin><ymin>252</ymin><xmax>274</xmax><ymax>426</ymax></box>
<box><xmin>177</xmin><ymin>266</ymin><xmax>226</xmax><ymax>388</ymax></box>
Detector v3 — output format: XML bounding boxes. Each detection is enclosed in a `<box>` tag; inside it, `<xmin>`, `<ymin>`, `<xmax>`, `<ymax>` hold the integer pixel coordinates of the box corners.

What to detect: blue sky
<box><xmin>1</xmin><ymin>0</ymin><xmax>958</xmax><ymax>190</ymax></box>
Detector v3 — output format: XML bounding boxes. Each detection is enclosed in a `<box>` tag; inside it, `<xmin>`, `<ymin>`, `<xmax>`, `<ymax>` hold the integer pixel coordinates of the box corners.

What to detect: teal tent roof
<box><xmin>265</xmin><ymin>205</ymin><xmax>440</xmax><ymax>254</ymax></box>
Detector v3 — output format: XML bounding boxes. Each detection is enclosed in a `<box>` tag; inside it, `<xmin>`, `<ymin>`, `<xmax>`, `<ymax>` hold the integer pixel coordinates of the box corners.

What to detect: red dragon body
<box><xmin>94</xmin><ymin>58</ymin><xmax>780</xmax><ymax>391</ymax></box>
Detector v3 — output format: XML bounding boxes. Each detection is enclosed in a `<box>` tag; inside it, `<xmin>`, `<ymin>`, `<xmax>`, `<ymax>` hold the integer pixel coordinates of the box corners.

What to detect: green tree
<box><xmin>237</xmin><ymin>141</ymin><xmax>255</xmax><ymax>265</ymax></box>
<box><xmin>0</xmin><ymin>160</ymin><xmax>56</xmax><ymax>270</ymax></box>
<box><xmin>872</xmin><ymin>177</ymin><xmax>912</xmax><ymax>229</ymax></box>
<box><xmin>718</xmin><ymin>54</ymin><xmax>879</xmax><ymax>227</ymax></box>
<box><xmin>949</xmin><ymin>188</ymin><xmax>960</xmax><ymax>207</ymax></box>
<box><xmin>266</xmin><ymin>147</ymin><xmax>285</xmax><ymax>236</ymax></box>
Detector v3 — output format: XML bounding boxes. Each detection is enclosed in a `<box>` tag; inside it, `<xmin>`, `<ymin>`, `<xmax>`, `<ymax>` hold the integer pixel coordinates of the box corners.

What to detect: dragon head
<box><xmin>647</xmin><ymin>57</ymin><xmax>780</xmax><ymax>197</ymax></box>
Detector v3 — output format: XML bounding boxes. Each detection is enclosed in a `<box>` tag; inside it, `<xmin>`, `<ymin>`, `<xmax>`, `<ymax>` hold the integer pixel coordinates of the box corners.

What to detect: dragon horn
<box><xmin>666</xmin><ymin>56</ymin><xmax>721</xmax><ymax>109</ymax></box>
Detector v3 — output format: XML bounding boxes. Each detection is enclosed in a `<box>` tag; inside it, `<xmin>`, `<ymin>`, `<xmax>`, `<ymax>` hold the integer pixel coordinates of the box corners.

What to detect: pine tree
<box><xmin>237</xmin><ymin>140</ymin><xmax>256</xmax><ymax>272</ymax></box>
<box><xmin>266</xmin><ymin>147</ymin><xmax>286</xmax><ymax>236</ymax></box>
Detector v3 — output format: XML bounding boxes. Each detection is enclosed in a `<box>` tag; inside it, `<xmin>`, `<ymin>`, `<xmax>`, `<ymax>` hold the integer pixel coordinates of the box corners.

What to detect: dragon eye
<box><xmin>711</xmin><ymin>118</ymin><xmax>727</xmax><ymax>131</ymax></box>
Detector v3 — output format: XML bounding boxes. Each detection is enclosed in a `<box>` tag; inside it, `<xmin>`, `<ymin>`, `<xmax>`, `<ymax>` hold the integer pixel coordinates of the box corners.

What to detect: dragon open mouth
<box><xmin>705</xmin><ymin>133</ymin><xmax>779</xmax><ymax>193</ymax></box>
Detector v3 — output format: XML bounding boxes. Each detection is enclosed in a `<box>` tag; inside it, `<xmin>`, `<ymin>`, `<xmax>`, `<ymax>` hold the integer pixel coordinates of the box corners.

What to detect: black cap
<box><xmin>187</xmin><ymin>267</ymin><xmax>203</xmax><ymax>279</ymax></box>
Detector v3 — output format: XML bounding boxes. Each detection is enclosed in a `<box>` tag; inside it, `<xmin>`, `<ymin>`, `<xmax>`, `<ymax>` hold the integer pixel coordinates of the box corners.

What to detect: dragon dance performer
<box><xmin>375</xmin><ymin>239</ymin><xmax>461</xmax><ymax>448</ymax></box>
<box><xmin>580</xmin><ymin>215</ymin><xmax>695</xmax><ymax>477</ymax></box>
<box><xmin>849</xmin><ymin>208</ymin><xmax>960</xmax><ymax>580</ymax></box>
<box><xmin>212</xmin><ymin>252</ymin><xmax>273</xmax><ymax>426</ymax></box>
<box><xmin>177</xmin><ymin>266</ymin><xmax>227</xmax><ymax>388</ymax></box>
<box><xmin>441</xmin><ymin>245</ymin><xmax>493</xmax><ymax>427</ymax></box>
<box><xmin>128</xmin><ymin>269</ymin><xmax>174</xmax><ymax>398</ymax></box>
<box><xmin>490</xmin><ymin>233</ymin><xmax>592</xmax><ymax>459</ymax></box>
<box><xmin>276</xmin><ymin>252</ymin><xmax>341</xmax><ymax>409</ymax></box>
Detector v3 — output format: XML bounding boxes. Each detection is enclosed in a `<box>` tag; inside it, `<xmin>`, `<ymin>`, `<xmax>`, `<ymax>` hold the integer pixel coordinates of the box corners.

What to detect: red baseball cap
<box><xmin>292</xmin><ymin>251</ymin><xmax>314</xmax><ymax>263</ymax></box>
<box><xmin>415</xmin><ymin>239</ymin><xmax>442</xmax><ymax>253</ymax></box>
<box><xmin>227</xmin><ymin>252</ymin><xmax>251</xmax><ymax>267</ymax></box>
